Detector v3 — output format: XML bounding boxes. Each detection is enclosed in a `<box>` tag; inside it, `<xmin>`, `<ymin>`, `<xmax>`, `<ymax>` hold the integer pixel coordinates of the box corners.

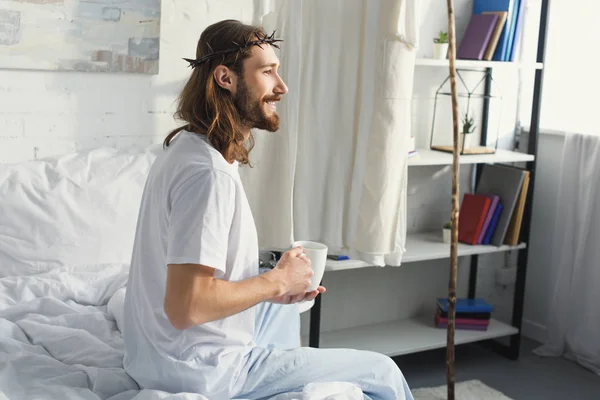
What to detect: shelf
<box><xmin>325</xmin><ymin>231</ymin><xmax>526</xmax><ymax>272</ymax></box>
<box><xmin>404</xmin><ymin>231</ymin><xmax>526</xmax><ymax>262</ymax></box>
<box><xmin>408</xmin><ymin>148</ymin><xmax>534</xmax><ymax>166</ymax></box>
<box><xmin>415</xmin><ymin>58</ymin><xmax>543</xmax><ymax>70</ymax></box>
<box><xmin>302</xmin><ymin>315</ymin><xmax>519</xmax><ymax>357</ymax></box>
<box><xmin>326</xmin><ymin>258</ymin><xmax>371</xmax><ymax>271</ymax></box>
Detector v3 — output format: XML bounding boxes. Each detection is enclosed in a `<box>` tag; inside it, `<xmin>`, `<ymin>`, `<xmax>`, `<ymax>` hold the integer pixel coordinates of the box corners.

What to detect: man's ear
<box><xmin>213</xmin><ymin>65</ymin><xmax>237</xmax><ymax>93</ymax></box>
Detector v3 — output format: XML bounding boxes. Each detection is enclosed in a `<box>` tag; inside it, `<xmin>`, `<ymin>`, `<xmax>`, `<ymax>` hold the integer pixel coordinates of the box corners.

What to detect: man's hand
<box><xmin>271</xmin><ymin>286</ymin><xmax>327</xmax><ymax>304</ymax></box>
<box><xmin>264</xmin><ymin>246</ymin><xmax>327</xmax><ymax>304</ymax></box>
<box><xmin>163</xmin><ymin>246</ymin><xmax>329</xmax><ymax>330</ymax></box>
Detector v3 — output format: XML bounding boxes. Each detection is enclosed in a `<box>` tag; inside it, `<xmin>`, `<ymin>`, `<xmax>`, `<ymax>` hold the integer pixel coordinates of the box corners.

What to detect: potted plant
<box><xmin>443</xmin><ymin>221</ymin><xmax>452</xmax><ymax>243</ymax></box>
<box><xmin>460</xmin><ymin>109</ymin><xmax>476</xmax><ymax>150</ymax></box>
<box><xmin>433</xmin><ymin>31</ymin><xmax>449</xmax><ymax>59</ymax></box>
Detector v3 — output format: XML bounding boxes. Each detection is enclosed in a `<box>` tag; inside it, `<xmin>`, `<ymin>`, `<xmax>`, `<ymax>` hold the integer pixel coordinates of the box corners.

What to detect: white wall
<box><xmin>0</xmin><ymin>0</ymin><xmax>552</xmax><ymax>342</ymax></box>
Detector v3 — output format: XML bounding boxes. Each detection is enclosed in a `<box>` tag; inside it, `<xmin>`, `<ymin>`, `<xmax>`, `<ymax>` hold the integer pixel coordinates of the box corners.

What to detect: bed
<box><xmin>0</xmin><ymin>145</ymin><xmax>362</xmax><ymax>400</ymax></box>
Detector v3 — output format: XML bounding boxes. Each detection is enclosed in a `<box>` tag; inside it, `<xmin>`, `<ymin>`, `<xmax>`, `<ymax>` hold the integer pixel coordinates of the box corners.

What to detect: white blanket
<box><xmin>0</xmin><ymin>264</ymin><xmax>362</xmax><ymax>400</ymax></box>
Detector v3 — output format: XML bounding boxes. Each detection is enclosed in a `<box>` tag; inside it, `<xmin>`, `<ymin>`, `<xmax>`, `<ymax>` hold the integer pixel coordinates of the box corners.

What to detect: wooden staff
<box><xmin>445</xmin><ymin>0</ymin><xmax>459</xmax><ymax>399</ymax></box>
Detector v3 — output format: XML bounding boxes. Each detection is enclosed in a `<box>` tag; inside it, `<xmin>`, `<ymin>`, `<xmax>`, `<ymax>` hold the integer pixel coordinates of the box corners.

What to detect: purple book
<box><xmin>478</xmin><ymin>194</ymin><xmax>500</xmax><ymax>244</ymax></box>
<box><xmin>457</xmin><ymin>13</ymin><xmax>499</xmax><ymax>60</ymax></box>
<box><xmin>436</xmin><ymin>322</ymin><xmax>489</xmax><ymax>331</ymax></box>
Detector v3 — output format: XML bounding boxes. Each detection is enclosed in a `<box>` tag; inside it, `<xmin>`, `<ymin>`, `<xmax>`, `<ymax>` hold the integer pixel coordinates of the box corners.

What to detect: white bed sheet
<box><xmin>0</xmin><ymin>264</ymin><xmax>362</xmax><ymax>400</ymax></box>
<box><xmin>0</xmin><ymin>146</ymin><xmax>363</xmax><ymax>399</ymax></box>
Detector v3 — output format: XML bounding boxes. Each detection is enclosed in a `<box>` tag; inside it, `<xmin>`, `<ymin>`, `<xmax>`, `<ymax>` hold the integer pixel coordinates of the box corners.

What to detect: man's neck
<box><xmin>241</xmin><ymin>127</ymin><xmax>251</xmax><ymax>141</ymax></box>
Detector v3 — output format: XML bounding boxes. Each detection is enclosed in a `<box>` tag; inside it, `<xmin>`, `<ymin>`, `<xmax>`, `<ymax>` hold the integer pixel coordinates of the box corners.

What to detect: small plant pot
<box><xmin>433</xmin><ymin>43</ymin><xmax>448</xmax><ymax>59</ymax></box>
<box><xmin>443</xmin><ymin>228</ymin><xmax>451</xmax><ymax>244</ymax></box>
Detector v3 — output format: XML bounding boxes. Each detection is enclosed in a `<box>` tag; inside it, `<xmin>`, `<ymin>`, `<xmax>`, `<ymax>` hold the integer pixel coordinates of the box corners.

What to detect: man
<box><xmin>123</xmin><ymin>19</ymin><xmax>414</xmax><ymax>400</ymax></box>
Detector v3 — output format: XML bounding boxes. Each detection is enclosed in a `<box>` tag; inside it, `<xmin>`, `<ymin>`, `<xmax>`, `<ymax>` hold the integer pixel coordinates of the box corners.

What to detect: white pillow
<box><xmin>0</xmin><ymin>145</ymin><xmax>161</xmax><ymax>277</ymax></box>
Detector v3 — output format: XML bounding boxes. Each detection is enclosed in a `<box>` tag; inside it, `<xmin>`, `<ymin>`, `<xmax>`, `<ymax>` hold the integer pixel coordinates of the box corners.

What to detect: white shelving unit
<box><xmin>306</xmin><ymin>60</ymin><xmax>542</xmax><ymax>357</ymax></box>
<box><xmin>408</xmin><ymin>148</ymin><xmax>534</xmax><ymax>166</ymax></box>
<box><xmin>302</xmin><ymin>315</ymin><xmax>518</xmax><ymax>357</ymax></box>
<box><xmin>324</xmin><ymin>149</ymin><xmax>533</xmax><ymax>273</ymax></box>
<box><xmin>307</xmin><ymin>1</ymin><xmax>550</xmax><ymax>357</ymax></box>
<box><xmin>325</xmin><ymin>231</ymin><xmax>527</xmax><ymax>272</ymax></box>
<box><xmin>317</xmin><ymin>146</ymin><xmax>532</xmax><ymax>353</ymax></box>
<box><xmin>415</xmin><ymin>57</ymin><xmax>543</xmax><ymax>70</ymax></box>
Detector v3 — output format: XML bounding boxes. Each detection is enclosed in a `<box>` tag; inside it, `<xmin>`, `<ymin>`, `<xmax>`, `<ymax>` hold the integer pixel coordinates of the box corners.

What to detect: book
<box><xmin>482</xmin><ymin>11</ymin><xmax>508</xmax><ymax>61</ymax></box>
<box><xmin>477</xmin><ymin>194</ymin><xmax>500</xmax><ymax>244</ymax></box>
<box><xmin>437</xmin><ymin>310</ymin><xmax>492</xmax><ymax>320</ymax></box>
<box><xmin>435</xmin><ymin>312</ymin><xmax>490</xmax><ymax>326</ymax></box>
<box><xmin>473</xmin><ymin>0</ymin><xmax>519</xmax><ymax>61</ymax></box>
<box><xmin>435</xmin><ymin>322</ymin><xmax>489</xmax><ymax>331</ymax></box>
<box><xmin>436</xmin><ymin>298</ymin><xmax>493</xmax><ymax>313</ymax></box>
<box><xmin>508</xmin><ymin>0</ymin><xmax>527</xmax><ymax>61</ymax></box>
<box><xmin>504</xmin><ymin>170</ymin><xmax>530</xmax><ymax>245</ymax></box>
<box><xmin>475</xmin><ymin>164</ymin><xmax>527</xmax><ymax>245</ymax></box>
<box><xmin>457</xmin><ymin>13</ymin><xmax>499</xmax><ymax>60</ymax></box>
<box><xmin>483</xmin><ymin>203</ymin><xmax>504</xmax><ymax>245</ymax></box>
<box><xmin>458</xmin><ymin>193</ymin><xmax>491</xmax><ymax>245</ymax></box>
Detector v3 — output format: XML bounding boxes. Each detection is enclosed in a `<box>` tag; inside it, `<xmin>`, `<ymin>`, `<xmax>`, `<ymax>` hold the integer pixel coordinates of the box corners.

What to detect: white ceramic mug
<box><xmin>292</xmin><ymin>240</ymin><xmax>328</xmax><ymax>292</ymax></box>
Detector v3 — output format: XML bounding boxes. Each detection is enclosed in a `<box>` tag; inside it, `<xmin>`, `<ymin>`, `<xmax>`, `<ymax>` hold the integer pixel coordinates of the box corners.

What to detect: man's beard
<box><xmin>233</xmin><ymin>79</ymin><xmax>280</xmax><ymax>132</ymax></box>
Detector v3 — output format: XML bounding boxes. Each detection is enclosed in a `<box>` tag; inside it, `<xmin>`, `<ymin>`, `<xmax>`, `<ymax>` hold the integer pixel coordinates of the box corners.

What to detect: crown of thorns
<box><xmin>183</xmin><ymin>31</ymin><xmax>282</xmax><ymax>69</ymax></box>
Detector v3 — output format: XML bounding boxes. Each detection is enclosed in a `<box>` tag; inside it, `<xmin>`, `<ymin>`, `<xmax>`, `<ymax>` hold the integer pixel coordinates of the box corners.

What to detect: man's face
<box><xmin>233</xmin><ymin>44</ymin><xmax>288</xmax><ymax>132</ymax></box>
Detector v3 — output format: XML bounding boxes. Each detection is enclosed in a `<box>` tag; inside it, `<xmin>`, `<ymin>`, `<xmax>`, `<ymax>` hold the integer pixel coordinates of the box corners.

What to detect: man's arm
<box><xmin>163</xmin><ymin>246</ymin><xmax>323</xmax><ymax>330</ymax></box>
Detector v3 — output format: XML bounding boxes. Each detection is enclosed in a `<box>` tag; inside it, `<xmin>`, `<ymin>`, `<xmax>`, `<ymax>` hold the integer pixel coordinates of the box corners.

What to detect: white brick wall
<box><xmin>0</xmin><ymin>0</ymin><xmax>255</xmax><ymax>163</ymax></box>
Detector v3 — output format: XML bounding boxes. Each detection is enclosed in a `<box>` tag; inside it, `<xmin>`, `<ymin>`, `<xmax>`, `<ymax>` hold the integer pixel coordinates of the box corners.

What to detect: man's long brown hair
<box><xmin>164</xmin><ymin>20</ymin><xmax>266</xmax><ymax>165</ymax></box>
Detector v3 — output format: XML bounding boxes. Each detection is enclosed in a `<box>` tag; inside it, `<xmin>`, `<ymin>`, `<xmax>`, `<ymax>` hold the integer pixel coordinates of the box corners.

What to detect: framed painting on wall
<box><xmin>0</xmin><ymin>0</ymin><xmax>161</xmax><ymax>74</ymax></box>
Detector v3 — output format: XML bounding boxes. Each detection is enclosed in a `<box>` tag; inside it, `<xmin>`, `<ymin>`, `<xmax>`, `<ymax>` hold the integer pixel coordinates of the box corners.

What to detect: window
<box><xmin>524</xmin><ymin>0</ymin><xmax>600</xmax><ymax>135</ymax></box>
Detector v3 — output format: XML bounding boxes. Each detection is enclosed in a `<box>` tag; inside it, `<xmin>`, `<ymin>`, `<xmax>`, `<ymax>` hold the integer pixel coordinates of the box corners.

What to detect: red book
<box><xmin>458</xmin><ymin>194</ymin><xmax>491</xmax><ymax>245</ymax></box>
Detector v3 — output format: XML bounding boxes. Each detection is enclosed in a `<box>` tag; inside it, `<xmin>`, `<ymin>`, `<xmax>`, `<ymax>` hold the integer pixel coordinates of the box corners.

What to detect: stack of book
<box><xmin>435</xmin><ymin>298</ymin><xmax>493</xmax><ymax>331</ymax></box>
<box><xmin>457</xmin><ymin>0</ymin><xmax>527</xmax><ymax>62</ymax></box>
<box><xmin>458</xmin><ymin>164</ymin><xmax>530</xmax><ymax>246</ymax></box>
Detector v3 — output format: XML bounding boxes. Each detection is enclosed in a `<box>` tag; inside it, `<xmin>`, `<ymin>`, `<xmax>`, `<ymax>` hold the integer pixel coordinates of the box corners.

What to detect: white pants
<box><xmin>231</xmin><ymin>299</ymin><xmax>415</xmax><ymax>400</ymax></box>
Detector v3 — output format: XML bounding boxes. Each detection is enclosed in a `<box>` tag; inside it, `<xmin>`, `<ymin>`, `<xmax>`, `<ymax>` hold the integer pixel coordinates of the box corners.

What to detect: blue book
<box><xmin>483</xmin><ymin>203</ymin><xmax>504</xmax><ymax>245</ymax></box>
<box><xmin>473</xmin><ymin>0</ymin><xmax>519</xmax><ymax>61</ymax></box>
<box><xmin>508</xmin><ymin>0</ymin><xmax>527</xmax><ymax>61</ymax></box>
<box><xmin>437</xmin><ymin>298</ymin><xmax>493</xmax><ymax>313</ymax></box>
<box><xmin>504</xmin><ymin>0</ymin><xmax>521</xmax><ymax>61</ymax></box>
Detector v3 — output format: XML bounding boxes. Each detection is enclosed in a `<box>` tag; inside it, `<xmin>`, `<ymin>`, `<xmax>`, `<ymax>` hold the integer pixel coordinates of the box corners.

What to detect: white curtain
<box><xmin>242</xmin><ymin>0</ymin><xmax>418</xmax><ymax>266</ymax></box>
<box><xmin>533</xmin><ymin>132</ymin><xmax>600</xmax><ymax>375</ymax></box>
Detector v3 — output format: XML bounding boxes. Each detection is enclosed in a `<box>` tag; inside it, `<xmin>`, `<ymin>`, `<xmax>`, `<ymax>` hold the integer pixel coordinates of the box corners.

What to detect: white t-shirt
<box><xmin>123</xmin><ymin>131</ymin><xmax>259</xmax><ymax>398</ymax></box>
